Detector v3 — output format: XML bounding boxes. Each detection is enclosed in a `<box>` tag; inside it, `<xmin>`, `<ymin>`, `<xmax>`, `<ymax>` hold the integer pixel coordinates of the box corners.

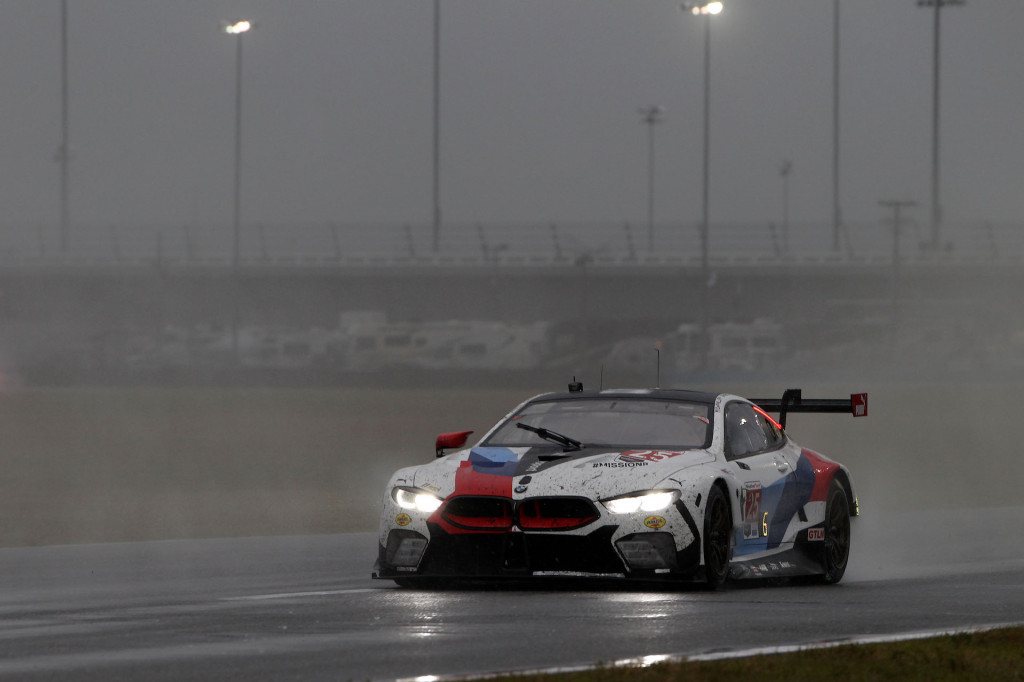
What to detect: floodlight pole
<box><xmin>682</xmin><ymin>2</ymin><xmax>721</xmax><ymax>368</ymax></box>
<box><xmin>639</xmin><ymin>105</ymin><xmax>665</xmax><ymax>251</ymax></box>
<box><xmin>699</xmin><ymin>12</ymin><xmax>711</xmax><ymax>290</ymax></box>
<box><xmin>59</xmin><ymin>0</ymin><xmax>70</xmax><ymax>257</ymax></box>
<box><xmin>232</xmin><ymin>30</ymin><xmax>244</xmax><ymax>268</ymax></box>
<box><xmin>431</xmin><ymin>0</ymin><xmax>442</xmax><ymax>252</ymax></box>
<box><xmin>780</xmin><ymin>160</ymin><xmax>792</xmax><ymax>254</ymax></box>
<box><xmin>832</xmin><ymin>0</ymin><xmax>842</xmax><ymax>252</ymax></box>
<box><xmin>222</xmin><ymin>20</ymin><xmax>253</xmax><ymax>268</ymax></box>
<box><xmin>880</xmin><ymin>199</ymin><xmax>917</xmax><ymax>353</ymax></box>
<box><xmin>223</xmin><ymin>20</ymin><xmax>253</xmax><ymax>364</ymax></box>
<box><xmin>916</xmin><ymin>0</ymin><xmax>965</xmax><ymax>251</ymax></box>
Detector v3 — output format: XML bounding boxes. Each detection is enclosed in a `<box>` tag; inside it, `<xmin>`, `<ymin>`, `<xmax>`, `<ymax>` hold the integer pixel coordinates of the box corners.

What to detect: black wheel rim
<box><xmin>705</xmin><ymin>494</ymin><xmax>730</xmax><ymax>576</ymax></box>
<box><xmin>825</xmin><ymin>490</ymin><xmax>850</xmax><ymax>569</ymax></box>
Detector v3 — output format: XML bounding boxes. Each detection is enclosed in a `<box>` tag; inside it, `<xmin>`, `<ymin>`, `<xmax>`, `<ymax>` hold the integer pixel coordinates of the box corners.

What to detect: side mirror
<box><xmin>435</xmin><ymin>431</ymin><xmax>473</xmax><ymax>457</ymax></box>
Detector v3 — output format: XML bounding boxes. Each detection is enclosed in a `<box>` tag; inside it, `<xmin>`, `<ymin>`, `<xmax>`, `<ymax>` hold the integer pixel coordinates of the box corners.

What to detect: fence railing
<box><xmin>2</xmin><ymin>220</ymin><xmax>1021</xmax><ymax>268</ymax></box>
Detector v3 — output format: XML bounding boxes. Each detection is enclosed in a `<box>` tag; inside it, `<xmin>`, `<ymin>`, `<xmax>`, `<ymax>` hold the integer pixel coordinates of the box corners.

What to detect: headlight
<box><xmin>393</xmin><ymin>487</ymin><xmax>444</xmax><ymax>513</ymax></box>
<box><xmin>602</xmin><ymin>490</ymin><xmax>678</xmax><ymax>514</ymax></box>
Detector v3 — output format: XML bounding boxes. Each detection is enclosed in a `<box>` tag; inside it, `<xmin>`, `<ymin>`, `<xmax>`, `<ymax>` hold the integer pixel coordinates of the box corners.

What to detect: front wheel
<box><xmin>818</xmin><ymin>479</ymin><xmax>851</xmax><ymax>584</ymax></box>
<box><xmin>702</xmin><ymin>485</ymin><xmax>732</xmax><ymax>588</ymax></box>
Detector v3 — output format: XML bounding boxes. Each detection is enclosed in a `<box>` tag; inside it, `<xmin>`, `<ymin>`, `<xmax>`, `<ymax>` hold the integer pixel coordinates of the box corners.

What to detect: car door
<box><xmin>723</xmin><ymin>400</ymin><xmax>791</xmax><ymax>557</ymax></box>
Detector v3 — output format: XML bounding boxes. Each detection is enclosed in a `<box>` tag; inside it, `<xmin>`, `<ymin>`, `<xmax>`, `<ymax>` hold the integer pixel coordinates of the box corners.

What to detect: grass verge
<box><xmin>481</xmin><ymin>626</ymin><xmax>1024</xmax><ymax>682</ymax></box>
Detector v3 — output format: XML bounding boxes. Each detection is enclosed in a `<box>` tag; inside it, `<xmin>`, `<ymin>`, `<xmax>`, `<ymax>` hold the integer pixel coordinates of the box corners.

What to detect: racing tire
<box><xmin>702</xmin><ymin>485</ymin><xmax>732</xmax><ymax>589</ymax></box>
<box><xmin>817</xmin><ymin>479</ymin><xmax>851</xmax><ymax>585</ymax></box>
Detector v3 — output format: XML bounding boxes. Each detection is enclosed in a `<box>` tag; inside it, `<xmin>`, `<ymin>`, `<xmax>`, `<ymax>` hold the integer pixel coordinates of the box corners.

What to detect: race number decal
<box><xmin>743</xmin><ymin>483</ymin><xmax>762</xmax><ymax>523</ymax></box>
<box><xmin>743</xmin><ymin>483</ymin><xmax>762</xmax><ymax>540</ymax></box>
<box><xmin>619</xmin><ymin>450</ymin><xmax>687</xmax><ymax>463</ymax></box>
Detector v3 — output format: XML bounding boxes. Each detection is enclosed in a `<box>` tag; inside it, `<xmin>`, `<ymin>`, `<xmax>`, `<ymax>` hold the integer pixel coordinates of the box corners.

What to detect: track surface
<box><xmin>1</xmin><ymin>508</ymin><xmax>1023</xmax><ymax>681</ymax></box>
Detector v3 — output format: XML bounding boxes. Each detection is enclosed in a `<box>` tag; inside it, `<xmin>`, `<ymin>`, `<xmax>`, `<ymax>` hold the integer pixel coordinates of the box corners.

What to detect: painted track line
<box><xmin>222</xmin><ymin>588</ymin><xmax>376</xmax><ymax>601</ymax></box>
<box><xmin>392</xmin><ymin>622</ymin><xmax>1024</xmax><ymax>682</ymax></box>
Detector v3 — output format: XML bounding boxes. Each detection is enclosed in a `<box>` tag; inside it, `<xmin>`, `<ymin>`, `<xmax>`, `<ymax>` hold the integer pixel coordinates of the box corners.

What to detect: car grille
<box><xmin>442</xmin><ymin>496</ymin><xmax>599</xmax><ymax>531</ymax></box>
<box><xmin>518</xmin><ymin>497</ymin><xmax>599</xmax><ymax>530</ymax></box>
<box><xmin>442</xmin><ymin>496</ymin><xmax>515</xmax><ymax>530</ymax></box>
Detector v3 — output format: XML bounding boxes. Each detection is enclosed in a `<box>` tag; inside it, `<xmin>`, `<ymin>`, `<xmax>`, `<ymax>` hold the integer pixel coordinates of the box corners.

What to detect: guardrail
<box><xmin>1</xmin><ymin>220</ymin><xmax>1021</xmax><ymax>269</ymax></box>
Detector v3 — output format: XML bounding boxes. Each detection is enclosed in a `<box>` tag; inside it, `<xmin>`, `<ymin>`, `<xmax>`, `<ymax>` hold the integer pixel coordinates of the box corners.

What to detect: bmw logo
<box><xmin>515</xmin><ymin>485</ymin><xmax>528</xmax><ymax>494</ymax></box>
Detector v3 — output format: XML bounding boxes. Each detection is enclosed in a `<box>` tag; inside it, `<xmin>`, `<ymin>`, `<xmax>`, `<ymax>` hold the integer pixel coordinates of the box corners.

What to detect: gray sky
<box><xmin>1</xmin><ymin>0</ymin><xmax>1022</xmax><ymax>246</ymax></box>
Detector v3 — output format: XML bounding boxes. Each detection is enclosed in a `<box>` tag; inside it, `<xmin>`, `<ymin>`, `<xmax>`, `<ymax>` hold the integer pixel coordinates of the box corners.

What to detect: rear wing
<box><xmin>752</xmin><ymin>389</ymin><xmax>868</xmax><ymax>429</ymax></box>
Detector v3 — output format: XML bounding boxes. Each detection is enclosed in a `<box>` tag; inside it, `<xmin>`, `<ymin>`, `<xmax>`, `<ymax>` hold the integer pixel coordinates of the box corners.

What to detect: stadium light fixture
<box><xmin>684</xmin><ymin>2</ymin><xmax>723</xmax><ymax>16</ymax></box>
<box><xmin>223</xmin><ymin>20</ymin><xmax>252</xmax><ymax>35</ymax></box>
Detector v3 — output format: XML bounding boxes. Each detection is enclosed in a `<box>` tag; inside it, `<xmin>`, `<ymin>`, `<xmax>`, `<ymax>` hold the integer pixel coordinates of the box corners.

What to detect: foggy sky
<box><xmin>1</xmin><ymin>0</ymin><xmax>1022</xmax><ymax>246</ymax></box>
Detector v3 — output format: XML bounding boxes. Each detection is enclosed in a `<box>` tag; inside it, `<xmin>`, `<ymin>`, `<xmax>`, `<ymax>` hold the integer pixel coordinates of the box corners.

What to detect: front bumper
<box><xmin>373</xmin><ymin>522</ymin><xmax>701</xmax><ymax>582</ymax></box>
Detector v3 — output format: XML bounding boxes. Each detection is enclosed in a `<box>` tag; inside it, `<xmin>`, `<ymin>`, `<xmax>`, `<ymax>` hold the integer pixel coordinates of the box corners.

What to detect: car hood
<box><xmin>412</xmin><ymin>445</ymin><xmax>716</xmax><ymax>500</ymax></box>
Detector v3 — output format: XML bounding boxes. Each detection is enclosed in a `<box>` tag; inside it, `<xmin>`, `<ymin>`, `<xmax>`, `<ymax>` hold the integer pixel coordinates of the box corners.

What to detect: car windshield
<box><xmin>483</xmin><ymin>398</ymin><xmax>712</xmax><ymax>449</ymax></box>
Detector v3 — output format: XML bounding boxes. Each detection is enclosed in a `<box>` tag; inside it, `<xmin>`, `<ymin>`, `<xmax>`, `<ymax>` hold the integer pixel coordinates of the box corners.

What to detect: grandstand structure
<box><xmin>0</xmin><ymin>220</ymin><xmax>1020</xmax><ymax>384</ymax></box>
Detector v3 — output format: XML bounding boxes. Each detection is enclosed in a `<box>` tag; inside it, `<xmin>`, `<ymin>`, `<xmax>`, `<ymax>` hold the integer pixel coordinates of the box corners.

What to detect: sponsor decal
<box><xmin>852</xmin><ymin>393</ymin><xmax>868</xmax><ymax>418</ymax></box>
<box><xmin>619</xmin><ymin>450</ymin><xmax>688</xmax><ymax>463</ymax></box>
<box><xmin>395</xmin><ymin>513</ymin><xmax>412</xmax><ymax>527</ymax></box>
<box><xmin>468</xmin><ymin>447</ymin><xmax>520</xmax><ymax>476</ymax></box>
<box><xmin>742</xmin><ymin>483</ymin><xmax>762</xmax><ymax>540</ymax></box>
<box><xmin>743</xmin><ymin>483</ymin><xmax>762</xmax><ymax>523</ymax></box>
<box><xmin>591</xmin><ymin>453</ymin><xmax>653</xmax><ymax>468</ymax></box>
<box><xmin>644</xmin><ymin>516</ymin><xmax>666</xmax><ymax>529</ymax></box>
<box><xmin>807</xmin><ymin>527</ymin><xmax>825</xmax><ymax>541</ymax></box>
<box><xmin>745</xmin><ymin>560</ymin><xmax>792</xmax><ymax>575</ymax></box>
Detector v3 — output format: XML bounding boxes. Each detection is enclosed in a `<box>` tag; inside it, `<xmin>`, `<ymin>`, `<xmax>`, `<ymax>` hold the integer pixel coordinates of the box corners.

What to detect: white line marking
<box><xmin>392</xmin><ymin>622</ymin><xmax>1024</xmax><ymax>682</ymax></box>
<box><xmin>686</xmin><ymin>622</ymin><xmax>1024</xmax><ymax>661</ymax></box>
<box><xmin>223</xmin><ymin>588</ymin><xmax>376</xmax><ymax>601</ymax></box>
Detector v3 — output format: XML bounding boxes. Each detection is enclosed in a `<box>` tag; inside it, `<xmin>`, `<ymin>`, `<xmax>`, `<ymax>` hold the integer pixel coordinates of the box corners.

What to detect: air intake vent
<box><xmin>517</xmin><ymin>497</ymin><xmax>598</xmax><ymax>530</ymax></box>
<box><xmin>442</xmin><ymin>496</ymin><xmax>514</xmax><ymax>530</ymax></box>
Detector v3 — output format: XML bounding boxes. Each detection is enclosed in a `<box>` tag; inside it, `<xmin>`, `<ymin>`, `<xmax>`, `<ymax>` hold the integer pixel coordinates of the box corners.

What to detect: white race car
<box><xmin>373</xmin><ymin>384</ymin><xmax>866</xmax><ymax>588</ymax></box>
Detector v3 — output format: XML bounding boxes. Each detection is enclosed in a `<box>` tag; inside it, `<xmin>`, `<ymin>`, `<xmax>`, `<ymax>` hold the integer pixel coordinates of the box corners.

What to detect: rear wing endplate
<box><xmin>752</xmin><ymin>389</ymin><xmax>868</xmax><ymax>429</ymax></box>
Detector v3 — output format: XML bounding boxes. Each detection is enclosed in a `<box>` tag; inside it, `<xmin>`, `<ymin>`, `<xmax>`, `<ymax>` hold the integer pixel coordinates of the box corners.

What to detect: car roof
<box><xmin>526</xmin><ymin>388</ymin><xmax>721</xmax><ymax>405</ymax></box>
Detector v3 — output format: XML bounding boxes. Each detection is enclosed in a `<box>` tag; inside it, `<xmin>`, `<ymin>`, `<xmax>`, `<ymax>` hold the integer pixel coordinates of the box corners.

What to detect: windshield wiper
<box><xmin>516</xmin><ymin>422</ymin><xmax>583</xmax><ymax>451</ymax></box>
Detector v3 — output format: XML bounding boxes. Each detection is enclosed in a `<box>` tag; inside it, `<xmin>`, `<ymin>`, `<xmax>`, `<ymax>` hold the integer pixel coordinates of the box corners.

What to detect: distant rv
<box><xmin>338</xmin><ymin>316</ymin><xmax>550</xmax><ymax>371</ymax></box>
<box><xmin>605</xmin><ymin>319</ymin><xmax>784</xmax><ymax>375</ymax></box>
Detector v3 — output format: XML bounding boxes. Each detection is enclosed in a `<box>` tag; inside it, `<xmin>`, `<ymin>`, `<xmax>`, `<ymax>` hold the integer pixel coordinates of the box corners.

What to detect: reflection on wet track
<box><xmin>0</xmin><ymin>509</ymin><xmax>1022</xmax><ymax>681</ymax></box>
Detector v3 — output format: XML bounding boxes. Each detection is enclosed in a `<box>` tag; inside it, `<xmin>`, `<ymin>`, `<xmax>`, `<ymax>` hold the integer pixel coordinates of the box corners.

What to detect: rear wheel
<box><xmin>818</xmin><ymin>479</ymin><xmax>851</xmax><ymax>584</ymax></box>
<box><xmin>702</xmin><ymin>485</ymin><xmax>732</xmax><ymax>588</ymax></box>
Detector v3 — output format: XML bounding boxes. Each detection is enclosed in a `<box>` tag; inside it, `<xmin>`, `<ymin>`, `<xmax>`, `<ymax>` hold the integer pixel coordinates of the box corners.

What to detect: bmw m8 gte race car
<box><xmin>373</xmin><ymin>385</ymin><xmax>867</xmax><ymax>588</ymax></box>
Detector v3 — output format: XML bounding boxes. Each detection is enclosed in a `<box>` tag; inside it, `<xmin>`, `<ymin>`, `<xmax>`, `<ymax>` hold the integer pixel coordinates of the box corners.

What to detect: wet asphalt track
<box><xmin>1</xmin><ymin>508</ymin><xmax>1023</xmax><ymax>681</ymax></box>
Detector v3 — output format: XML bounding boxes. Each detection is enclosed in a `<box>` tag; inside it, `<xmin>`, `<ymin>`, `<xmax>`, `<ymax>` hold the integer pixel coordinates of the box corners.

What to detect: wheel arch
<box><xmin>711</xmin><ymin>477</ymin><xmax>733</xmax><ymax>518</ymax></box>
<box><xmin>831</xmin><ymin>467</ymin><xmax>858</xmax><ymax>517</ymax></box>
